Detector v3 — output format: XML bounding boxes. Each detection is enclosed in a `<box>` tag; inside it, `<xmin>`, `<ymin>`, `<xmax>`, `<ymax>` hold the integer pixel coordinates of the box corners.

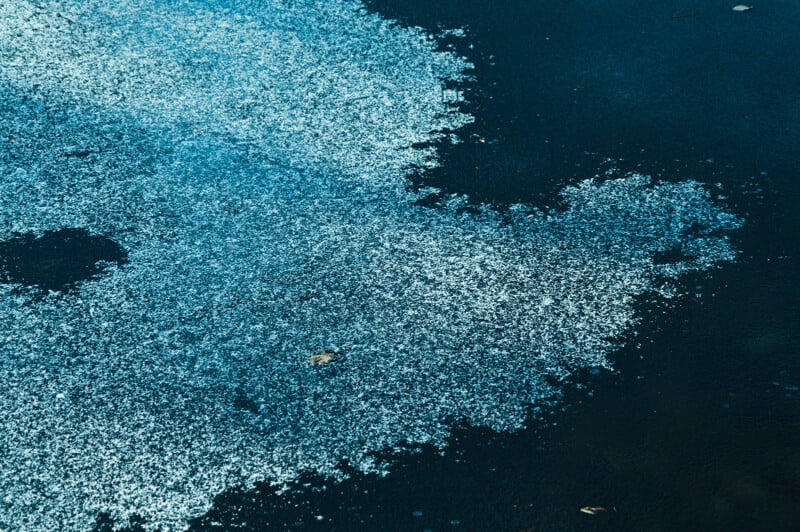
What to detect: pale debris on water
<box><xmin>308</xmin><ymin>350</ymin><xmax>338</xmax><ymax>364</ymax></box>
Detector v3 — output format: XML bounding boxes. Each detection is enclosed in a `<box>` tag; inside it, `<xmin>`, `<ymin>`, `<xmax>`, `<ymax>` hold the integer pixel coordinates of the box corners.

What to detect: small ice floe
<box><xmin>580</xmin><ymin>506</ymin><xmax>608</xmax><ymax>515</ymax></box>
<box><xmin>307</xmin><ymin>349</ymin><xmax>338</xmax><ymax>364</ymax></box>
<box><xmin>732</xmin><ymin>5</ymin><xmax>753</xmax><ymax>11</ymax></box>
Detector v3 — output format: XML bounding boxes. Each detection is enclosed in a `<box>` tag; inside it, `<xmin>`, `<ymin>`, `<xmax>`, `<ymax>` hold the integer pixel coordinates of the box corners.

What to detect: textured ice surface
<box><xmin>0</xmin><ymin>1</ymin><xmax>742</xmax><ymax>530</ymax></box>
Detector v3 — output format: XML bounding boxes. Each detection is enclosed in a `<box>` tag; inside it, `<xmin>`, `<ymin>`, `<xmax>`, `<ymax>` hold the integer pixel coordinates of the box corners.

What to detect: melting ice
<box><xmin>0</xmin><ymin>0</ymin><xmax>741</xmax><ymax>529</ymax></box>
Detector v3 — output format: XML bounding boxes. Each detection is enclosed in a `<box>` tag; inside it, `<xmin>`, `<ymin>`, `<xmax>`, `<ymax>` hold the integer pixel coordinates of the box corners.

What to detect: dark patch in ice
<box><xmin>653</xmin><ymin>246</ymin><xmax>687</xmax><ymax>265</ymax></box>
<box><xmin>233</xmin><ymin>392</ymin><xmax>260</xmax><ymax>414</ymax></box>
<box><xmin>94</xmin><ymin>512</ymin><xmax>147</xmax><ymax>532</ymax></box>
<box><xmin>413</xmin><ymin>192</ymin><xmax>446</xmax><ymax>209</ymax></box>
<box><xmin>0</xmin><ymin>228</ymin><xmax>127</xmax><ymax>293</ymax></box>
<box><xmin>63</xmin><ymin>149</ymin><xmax>95</xmax><ymax>158</ymax></box>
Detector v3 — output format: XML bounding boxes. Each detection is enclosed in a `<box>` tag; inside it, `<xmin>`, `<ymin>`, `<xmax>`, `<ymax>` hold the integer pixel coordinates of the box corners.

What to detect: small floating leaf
<box><xmin>307</xmin><ymin>350</ymin><xmax>338</xmax><ymax>364</ymax></box>
<box><xmin>579</xmin><ymin>506</ymin><xmax>608</xmax><ymax>515</ymax></box>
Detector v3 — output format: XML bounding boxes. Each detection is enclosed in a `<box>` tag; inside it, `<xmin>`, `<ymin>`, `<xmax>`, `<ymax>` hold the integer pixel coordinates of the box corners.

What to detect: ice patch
<box><xmin>0</xmin><ymin>0</ymin><xmax>741</xmax><ymax>530</ymax></box>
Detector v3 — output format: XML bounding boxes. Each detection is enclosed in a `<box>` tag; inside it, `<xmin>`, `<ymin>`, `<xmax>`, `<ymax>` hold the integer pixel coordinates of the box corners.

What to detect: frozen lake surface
<box><xmin>0</xmin><ymin>1</ymin><xmax>748</xmax><ymax>529</ymax></box>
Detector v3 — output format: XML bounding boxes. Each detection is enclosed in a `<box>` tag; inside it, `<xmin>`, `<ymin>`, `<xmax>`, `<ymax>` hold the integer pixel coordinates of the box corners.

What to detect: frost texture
<box><xmin>0</xmin><ymin>0</ymin><xmax>741</xmax><ymax>530</ymax></box>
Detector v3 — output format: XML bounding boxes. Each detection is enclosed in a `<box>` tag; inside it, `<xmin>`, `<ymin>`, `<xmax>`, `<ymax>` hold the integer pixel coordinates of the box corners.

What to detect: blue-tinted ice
<box><xmin>0</xmin><ymin>1</ymin><xmax>741</xmax><ymax>529</ymax></box>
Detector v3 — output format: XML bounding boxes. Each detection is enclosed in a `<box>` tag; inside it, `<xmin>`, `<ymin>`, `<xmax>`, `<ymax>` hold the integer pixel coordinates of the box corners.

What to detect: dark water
<box><xmin>0</xmin><ymin>228</ymin><xmax>127</xmax><ymax>294</ymax></box>
<box><xmin>182</xmin><ymin>2</ymin><xmax>800</xmax><ymax>531</ymax></box>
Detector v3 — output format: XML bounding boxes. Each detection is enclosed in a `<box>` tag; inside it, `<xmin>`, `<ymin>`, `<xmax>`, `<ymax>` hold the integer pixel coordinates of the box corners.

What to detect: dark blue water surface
<box><xmin>183</xmin><ymin>2</ymin><xmax>800</xmax><ymax>531</ymax></box>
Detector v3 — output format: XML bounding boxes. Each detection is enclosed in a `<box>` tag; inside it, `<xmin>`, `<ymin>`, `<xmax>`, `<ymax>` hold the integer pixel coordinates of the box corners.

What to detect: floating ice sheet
<box><xmin>0</xmin><ymin>0</ymin><xmax>741</xmax><ymax>530</ymax></box>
